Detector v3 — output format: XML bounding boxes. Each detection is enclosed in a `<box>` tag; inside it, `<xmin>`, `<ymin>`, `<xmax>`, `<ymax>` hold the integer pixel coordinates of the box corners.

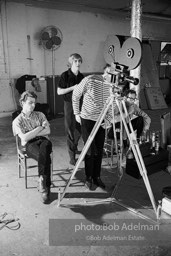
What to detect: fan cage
<box><xmin>40</xmin><ymin>26</ymin><xmax>63</xmax><ymax>50</ymax></box>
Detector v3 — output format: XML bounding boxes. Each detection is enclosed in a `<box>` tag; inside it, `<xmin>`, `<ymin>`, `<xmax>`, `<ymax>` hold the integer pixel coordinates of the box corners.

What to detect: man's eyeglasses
<box><xmin>127</xmin><ymin>96</ymin><xmax>137</xmax><ymax>102</ymax></box>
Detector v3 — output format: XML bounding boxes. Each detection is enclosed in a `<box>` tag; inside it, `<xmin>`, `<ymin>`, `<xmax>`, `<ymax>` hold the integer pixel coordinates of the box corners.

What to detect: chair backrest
<box><xmin>15</xmin><ymin>135</ymin><xmax>26</xmax><ymax>155</ymax></box>
<box><xmin>15</xmin><ymin>135</ymin><xmax>20</xmax><ymax>152</ymax></box>
<box><xmin>15</xmin><ymin>135</ymin><xmax>21</xmax><ymax>152</ymax></box>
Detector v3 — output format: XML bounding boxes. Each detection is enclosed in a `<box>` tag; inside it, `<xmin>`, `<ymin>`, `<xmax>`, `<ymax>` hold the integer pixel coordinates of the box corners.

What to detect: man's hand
<box><xmin>42</xmin><ymin>121</ymin><xmax>48</xmax><ymax>129</ymax></box>
<box><xmin>72</xmin><ymin>85</ymin><xmax>77</xmax><ymax>90</ymax></box>
<box><xmin>142</xmin><ymin>129</ymin><xmax>148</xmax><ymax>135</ymax></box>
<box><xmin>75</xmin><ymin>115</ymin><xmax>81</xmax><ymax>124</ymax></box>
<box><xmin>141</xmin><ymin>129</ymin><xmax>148</xmax><ymax>141</ymax></box>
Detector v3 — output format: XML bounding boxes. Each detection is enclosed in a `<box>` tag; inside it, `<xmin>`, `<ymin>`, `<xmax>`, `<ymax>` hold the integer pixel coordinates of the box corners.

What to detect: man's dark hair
<box><xmin>124</xmin><ymin>89</ymin><xmax>136</xmax><ymax>97</ymax></box>
<box><xmin>19</xmin><ymin>90</ymin><xmax>37</xmax><ymax>107</ymax></box>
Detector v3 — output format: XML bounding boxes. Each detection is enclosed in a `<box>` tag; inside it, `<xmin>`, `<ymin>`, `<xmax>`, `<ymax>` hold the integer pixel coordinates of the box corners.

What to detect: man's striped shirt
<box><xmin>72</xmin><ymin>74</ymin><xmax>116</xmax><ymax>125</ymax></box>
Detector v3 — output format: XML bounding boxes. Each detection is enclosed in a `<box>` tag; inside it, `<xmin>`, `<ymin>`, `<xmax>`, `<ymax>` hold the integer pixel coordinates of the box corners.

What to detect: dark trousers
<box><xmin>108</xmin><ymin>116</ymin><xmax>144</xmax><ymax>140</ymax></box>
<box><xmin>131</xmin><ymin>116</ymin><xmax>144</xmax><ymax>139</ymax></box>
<box><xmin>64</xmin><ymin>101</ymin><xmax>81</xmax><ymax>160</ymax></box>
<box><xmin>81</xmin><ymin>118</ymin><xmax>105</xmax><ymax>179</ymax></box>
<box><xmin>26</xmin><ymin>137</ymin><xmax>52</xmax><ymax>187</ymax></box>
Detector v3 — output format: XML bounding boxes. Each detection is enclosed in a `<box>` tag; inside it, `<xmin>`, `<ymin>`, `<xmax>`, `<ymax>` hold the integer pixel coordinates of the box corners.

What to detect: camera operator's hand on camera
<box><xmin>75</xmin><ymin>115</ymin><xmax>81</xmax><ymax>124</ymax></box>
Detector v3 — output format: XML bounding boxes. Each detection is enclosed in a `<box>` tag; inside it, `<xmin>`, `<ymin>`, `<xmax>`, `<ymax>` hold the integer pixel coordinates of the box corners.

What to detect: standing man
<box><xmin>12</xmin><ymin>91</ymin><xmax>52</xmax><ymax>204</ymax></box>
<box><xmin>72</xmin><ymin>70</ymin><xmax>116</xmax><ymax>190</ymax></box>
<box><xmin>57</xmin><ymin>53</ymin><xmax>84</xmax><ymax>165</ymax></box>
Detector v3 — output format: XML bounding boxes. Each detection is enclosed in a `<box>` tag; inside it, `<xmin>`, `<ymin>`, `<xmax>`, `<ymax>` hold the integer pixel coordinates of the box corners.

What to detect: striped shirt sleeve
<box><xmin>72</xmin><ymin>76</ymin><xmax>89</xmax><ymax>115</ymax></box>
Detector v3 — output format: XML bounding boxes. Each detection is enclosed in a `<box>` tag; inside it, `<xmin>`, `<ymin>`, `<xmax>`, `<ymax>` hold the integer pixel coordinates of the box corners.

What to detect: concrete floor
<box><xmin>0</xmin><ymin>108</ymin><xmax>171</xmax><ymax>256</ymax></box>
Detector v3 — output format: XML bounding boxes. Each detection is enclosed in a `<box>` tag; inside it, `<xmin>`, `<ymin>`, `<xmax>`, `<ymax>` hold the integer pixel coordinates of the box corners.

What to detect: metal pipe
<box><xmin>130</xmin><ymin>0</ymin><xmax>142</xmax><ymax>102</ymax></box>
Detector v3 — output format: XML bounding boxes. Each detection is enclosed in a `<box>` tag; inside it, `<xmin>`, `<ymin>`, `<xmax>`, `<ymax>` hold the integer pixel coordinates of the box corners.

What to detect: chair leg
<box><xmin>111</xmin><ymin>140</ymin><xmax>114</xmax><ymax>168</ymax></box>
<box><xmin>24</xmin><ymin>156</ymin><xmax>27</xmax><ymax>189</ymax></box>
<box><xmin>50</xmin><ymin>152</ymin><xmax>54</xmax><ymax>187</ymax></box>
<box><xmin>18</xmin><ymin>155</ymin><xmax>21</xmax><ymax>178</ymax></box>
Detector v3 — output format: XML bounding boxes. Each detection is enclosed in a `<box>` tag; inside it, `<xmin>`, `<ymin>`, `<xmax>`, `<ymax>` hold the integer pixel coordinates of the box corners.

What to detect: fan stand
<box><xmin>40</xmin><ymin>26</ymin><xmax>63</xmax><ymax>118</ymax></box>
<box><xmin>52</xmin><ymin>47</ymin><xmax>56</xmax><ymax>116</ymax></box>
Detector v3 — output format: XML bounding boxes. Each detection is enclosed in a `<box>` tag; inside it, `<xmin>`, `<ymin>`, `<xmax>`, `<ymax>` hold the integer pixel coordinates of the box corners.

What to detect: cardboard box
<box><xmin>145</xmin><ymin>87</ymin><xmax>168</xmax><ymax>109</ymax></box>
<box><xmin>161</xmin><ymin>112</ymin><xmax>171</xmax><ymax>148</ymax></box>
<box><xmin>162</xmin><ymin>197</ymin><xmax>171</xmax><ymax>216</ymax></box>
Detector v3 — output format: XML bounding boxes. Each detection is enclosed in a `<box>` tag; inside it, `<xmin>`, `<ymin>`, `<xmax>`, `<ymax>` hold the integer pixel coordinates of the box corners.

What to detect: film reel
<box><xmin>104</xmin><ymin>35</ymin><xmax>121</xmax><ymax>64</ymax></box>
<box><xmin>119</xmin><ymin>37</ymin><xmax>142</xmax><ymax>70</ymax></box>
<box><xmin>104</xmin><ymin>35</ymin><xmax>142</xmax><ymax>70</ymax></box>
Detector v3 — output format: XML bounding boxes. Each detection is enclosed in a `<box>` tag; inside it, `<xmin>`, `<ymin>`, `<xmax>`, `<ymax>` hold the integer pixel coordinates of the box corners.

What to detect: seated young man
<box><xmin>108</xmin><ymin>89</ymin><xmax>151</xmax><ymax>149</ymax></box>
<box><xmin>12</xmin><ymin>91</ymin><xmax>52</xmax><ymax>204</ymax></box>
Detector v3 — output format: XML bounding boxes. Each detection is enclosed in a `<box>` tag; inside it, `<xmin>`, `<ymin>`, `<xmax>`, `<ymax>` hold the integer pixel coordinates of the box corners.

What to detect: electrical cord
<box><xmin>0</xmin><ymin>212</ymin><xmax>20</xmax><ymax>231</ymax></box>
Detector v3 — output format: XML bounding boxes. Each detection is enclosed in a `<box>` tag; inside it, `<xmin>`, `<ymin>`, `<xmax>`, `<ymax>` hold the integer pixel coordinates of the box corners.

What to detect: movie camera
<box><xmin>104</xmin><ymin>35</ymin><xmax>142</xmax><ymax>88</ymax></box>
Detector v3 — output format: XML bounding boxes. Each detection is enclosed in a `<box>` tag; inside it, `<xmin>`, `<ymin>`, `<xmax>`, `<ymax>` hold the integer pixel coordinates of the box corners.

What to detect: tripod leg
<box><xmin>116</xmin><ymin>99</ymin><xmax>157</xmax><ymax>216</ymax></box>
<box><xmin>58</xmin><ymin>96</ymin><xmax>115</xmax><ymax>206</ymax></box>
<box><xmin>121</xmin><ymin>101</ymin><xmax>158</xmax><ymax>213</ymax></box>
<box><xmin>108</xmin><ymin>100</ymin><xmax>124</xmax><ymax>199</ymax></box>
<box><xmin>112</xmin><ymin>104</ymin><xmax>118</xmax><ymax>162</ymax></box>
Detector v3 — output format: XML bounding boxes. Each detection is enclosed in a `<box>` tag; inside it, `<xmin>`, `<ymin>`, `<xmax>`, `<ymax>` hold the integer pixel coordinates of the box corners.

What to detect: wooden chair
<box><xmin>103</xmin><ymin>128</ymin><xmax>115</xmax><ymax>167</ymax></box>
<box><xmin>103</xmin><ymin>127</ymin><xmax>123</xmax><ymax>167</ymax></box>
<box><xmin>15</xmin><ymin>135</ymin><xmax>53</xmax><ymax>188</ymax></box>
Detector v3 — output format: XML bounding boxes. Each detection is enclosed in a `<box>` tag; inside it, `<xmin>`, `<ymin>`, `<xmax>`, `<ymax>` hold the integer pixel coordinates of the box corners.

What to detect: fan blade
<box><xmin>52</xmin><ymin>36</ymin><xmax>61</xmax><ymax>46</ymax></box>
<box><xmin>41</xmin><ymin>31</ymin><xmax>50</xmax><ymax>40</ymax></box>
<box><xmin>45</xmin><ymin>39</ymin><xmax>53</xmax><ymax>49</ymax></box>
<box><xmin>51</xmin><ymin>27</ymin><xmax>57</xmax><ymax>36</ymax></box>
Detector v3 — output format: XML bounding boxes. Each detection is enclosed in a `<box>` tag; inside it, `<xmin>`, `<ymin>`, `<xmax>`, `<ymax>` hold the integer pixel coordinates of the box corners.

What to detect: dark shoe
<box><xmin>69</xmin><ymin>158</ymin><xmax>76</xmax><ymax>166</ymax></box>
<box><xmin>85</xmin><ymin>177</ymin><xmax>93</xmax><ymax>190</ymax></box>
<box><xmin>47</xmin><ymin>187</ymin><xmax>51</xmax><ymax>197</ymax></box>
<box><xmin>126</xmin><ymin>150</ymin><xmax>134</xmax><ymax>159</ymax></box>
<box><xmin>75</xmin><ymin>148</ymin><xmax>81</xmax><ymax>154</ymax></box>
<box><xmin>38</xmin><ymin>176</ymin><xmax>50</xmax><ymax>204</ymax></box>
<box><xmin>41</xmin><ymin>191</ymin><xmax>49</xmax><ymax>204</ymax></box>
<box><xmin>41</xmin><ymin>187</ymin><xmax>51</xmax><ymax>204</ymax></box>
<box><xmin>93</xmin><ymin>177</ymin><xmax>106</xmax><ymax>189</ymax></box>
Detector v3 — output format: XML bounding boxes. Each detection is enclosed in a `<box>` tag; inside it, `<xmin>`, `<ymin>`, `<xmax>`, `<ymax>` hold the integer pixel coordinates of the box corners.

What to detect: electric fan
<box><xmin>40</xmin><ymin>25</ymin><xmax>63</xmax><ymax>51</ymax></box>
<box><xmin>40</xmin><ymin>26</ymin><xmax>63</xmax><ymax>116</ymax></box>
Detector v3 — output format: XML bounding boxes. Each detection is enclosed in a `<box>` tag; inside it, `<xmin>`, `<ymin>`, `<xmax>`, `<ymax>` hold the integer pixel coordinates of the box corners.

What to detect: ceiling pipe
<box><xmin>142</xmin><ymin>13</ymin><xmax>171</xmax><ymax>21</ymax></box>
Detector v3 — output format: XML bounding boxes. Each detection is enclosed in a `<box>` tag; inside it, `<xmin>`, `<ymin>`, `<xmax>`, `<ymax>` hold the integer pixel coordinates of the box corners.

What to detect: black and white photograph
<box><xmin>0</xmin><ymin>0</ymin><xmax>171</xmax><ymax>255</ymax></box>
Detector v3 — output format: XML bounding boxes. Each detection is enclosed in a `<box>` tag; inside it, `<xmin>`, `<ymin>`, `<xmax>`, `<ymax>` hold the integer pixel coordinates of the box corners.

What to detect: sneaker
<box><xmin>85</xmin><ymin>177</ymin><xmax>93</xmax><ymax>190</ymax></box>
<box><xmin>93</xmin><ymin>177</ymin><xmax>106</xmax><ymax>189</ymax></box>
